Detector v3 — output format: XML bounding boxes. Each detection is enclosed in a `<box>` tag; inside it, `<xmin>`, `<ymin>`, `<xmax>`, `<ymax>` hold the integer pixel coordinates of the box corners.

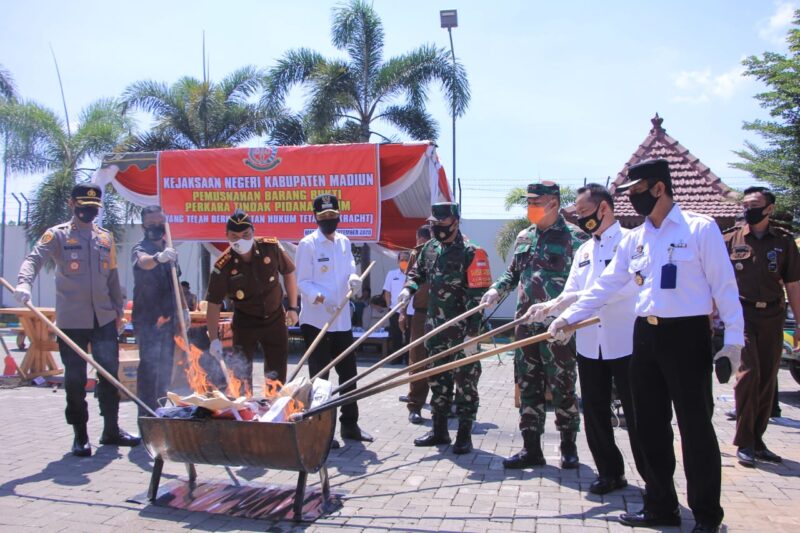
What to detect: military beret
<box><xmin>428</xmin><ymin>202</ymin><xmax>460</xmax><ymax>221</ymax></box>
<box><xmin>226</xmin><ymin>208</ymin><xmax>253</xmax><ymax>232</ymax></box>
<box><xmin>527</xmin><ymin>181</ymin><xmax>560</xmax><ymax>198</ymax></box>
<box><xmin>71</xmin><ymin>183</ymin><xmax>103</xmax><ymax>207</ymax></box>
<box><xmin>313</xmin><ymin>194</ymin><xmax>340</xmax><ymax>219</ymax></box>
<box><xmin>616</xmin><ymin>159</ymin><xmax>671</xmax><ymax>192</ymax></box>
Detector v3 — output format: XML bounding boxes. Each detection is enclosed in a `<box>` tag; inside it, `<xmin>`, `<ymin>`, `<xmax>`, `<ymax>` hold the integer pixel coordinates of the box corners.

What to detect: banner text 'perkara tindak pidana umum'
<box><xmin>158</xmin><ymin>144</ymin><xmax>381</xmax><ymax>241</ymax></box>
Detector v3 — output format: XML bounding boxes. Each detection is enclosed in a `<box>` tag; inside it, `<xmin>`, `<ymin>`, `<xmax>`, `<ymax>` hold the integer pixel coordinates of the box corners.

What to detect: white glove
<box><xmin>155</xmin><ymin>247</ymin><xmax>178</xmax><ymax>264</ymax></box>
<box><xmin>14</xmin><ymin>286</ymin><xmax>31</xmax><ymax>305</ymax></box>
<box><xmin>522</xmin><ymin>302</ymin><xmax>549</xmax><ymax>324</ymax></box>
<box><xmin>209</xmin><ymin>338</ymin><xmax>223</xmax><ymax>359</ymax></box>
<box><xmin>714</xmin><ymin>344</ymin><xmax>742</xmax><ymax>373</ymax></box>
<box><xmin>480</xmin><ymin>288</ymin><xmax>500</xmax><ymax>307</ymax></box>
<box><xmin>547</xmin><ymin>316</ymin><xmax>573</xmax><ymax>344</ymax></box>
<box><xmin>463</xmin><ymin>335</ymin><xmax>479</xmax><ymax>356</ymax></box>
<box><xmin>397</xmin><ymin>288</ymin><xmax>412</xmax><ymax>307</ymax></box>
<box><xmin>348</xmin><ymin>274</ymin><xmax>362</xmax><ymax>292</ymax></box>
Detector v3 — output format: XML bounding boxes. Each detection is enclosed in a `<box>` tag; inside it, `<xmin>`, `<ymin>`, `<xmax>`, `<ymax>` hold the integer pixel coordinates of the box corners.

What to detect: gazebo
<box><xmin>609</xmin><ymin>114</ymin><xmax>741</xmax><ymax>229</ymax></box>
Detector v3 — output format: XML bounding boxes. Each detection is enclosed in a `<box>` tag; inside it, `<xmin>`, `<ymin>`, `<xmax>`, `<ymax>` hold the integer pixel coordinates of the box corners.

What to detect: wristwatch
<box><xmin>288</xmin><ymin>306</ymin><xmax>300</xmax><ymax>312</ymax></box>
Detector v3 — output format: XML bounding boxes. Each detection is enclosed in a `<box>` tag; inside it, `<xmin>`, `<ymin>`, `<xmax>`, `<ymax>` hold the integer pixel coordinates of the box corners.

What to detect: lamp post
<box><xmin>440</xmin><ymin>9</ymin><xmax>458</xmax><ymax>204</ymax></box>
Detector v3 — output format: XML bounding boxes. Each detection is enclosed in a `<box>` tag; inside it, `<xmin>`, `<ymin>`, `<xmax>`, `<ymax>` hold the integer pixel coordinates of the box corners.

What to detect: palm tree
<box><xmin>0</xmin><ymin>64</ymin><xmax>17</xmax><ymax>101</ymax></box>
<box><xmin>263</xmin><ymin>0</ymin><xmax>470</xmax><ymax>144</ymax></box>
<box><xmin>0</xmin><ymin>98</ymin><xmax>133</xmax><ymax>242</ymax></box>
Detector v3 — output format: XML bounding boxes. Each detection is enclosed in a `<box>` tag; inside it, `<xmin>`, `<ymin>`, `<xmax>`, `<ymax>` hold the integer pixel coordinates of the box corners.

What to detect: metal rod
<box><xmin>11</xmin><ymin>193</ymin><xmax>21</xmax><ymax>225</ymax></box>
<box><xmin>0</xmin><ymin>276</ymin><xmax>158</xmax><ymax>417</ymax></box>
<box><xmin>299</xmin><ymin>317</ymin><xmax>600</xmax><ymax>419</ymax></box>
<box><xmin>19</xmin><ymin>192</ymin><xmax>29</xmax><ymax>227</ymax></box>
<box><xmin>335</xmin><ymin>315</ymin><xmax>526</xmax><ymax>405</ymax></box>
<box><xmin>288</xmin><ymin>261</ymin><xmax>375</xmax><ymax>382</ymax></box>
<box><xmin>447</xmin><ymin>25</ymin><xmax>457</xmax><ymax>203</ymax></box>
<box><xmin>331</xmin><ymin>302</ymin><xmax>489</xmax><ymax>394</ymax></box>
<box><xmin>310</xmin><ymin>299</ymin><xmax>406</xmax><ymax>382</ymax></box>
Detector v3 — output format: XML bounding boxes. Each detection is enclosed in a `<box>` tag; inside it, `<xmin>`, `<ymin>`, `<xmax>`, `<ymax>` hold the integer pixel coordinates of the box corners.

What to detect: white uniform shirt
<box><xmin>564</xmin><ymin>221</ymin><xmax>638</xmax><ymax>359</ymax></box>
<box><xmin>561</xmin><ymin>204</ymin><xmax>745</xmax><ymax>346</ymax></box>
<box><xmin>296</xmin><ymin>229</ymin><xmax>357</xmax><ymax>332</ymax></box>
<box><xmin>382</xmin><ymin>268</ymin><xmax>406</xmax><ymax>306</ymax></box>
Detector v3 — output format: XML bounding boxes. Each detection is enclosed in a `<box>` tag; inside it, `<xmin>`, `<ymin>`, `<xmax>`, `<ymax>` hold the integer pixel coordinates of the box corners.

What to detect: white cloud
<box><xmin>671</xmin><ymin>64</ymin><xmax>748</xmax><ymax>103</ymax></box>
<box><xmin>758</xmin><ymin>1</ymin><xmax>798</xmax><ymax>45</ymax></box>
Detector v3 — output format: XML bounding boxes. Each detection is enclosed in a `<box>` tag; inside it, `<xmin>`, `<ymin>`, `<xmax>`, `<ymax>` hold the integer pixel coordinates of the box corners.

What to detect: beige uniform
<box><xmin>18</xmin><ymin>219</ymin><xmax>124</xmax><ymax>328</ymax></box>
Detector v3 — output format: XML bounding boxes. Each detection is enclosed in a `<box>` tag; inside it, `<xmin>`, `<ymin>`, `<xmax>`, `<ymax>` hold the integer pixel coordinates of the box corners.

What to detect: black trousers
<box><xmin>300</xmin><ymin>324</ymin><xmax>359</xmax><ymax>426</ymax></box>
<box><xmin>136</xmin><ymin>322</ymin><xmax>175</xmax><ymax>415</ymax></box>
<box><xmin>577</xmin><ymin>352</ymin><xmax>646</xmax><ymax>480</ymax></box>
<box><xmin>388</xmin><ymin>313</ymin><xmax>404</xmax><ymax>359</ymax></box>
<box><xmin>233</xmin><ymin>311</ymin><xmax>289</xmax><ymax>387</ymax></box>
<box><xmin>58</xmin><ymin>317</ymin><xmax>120</xmax><ymax>426</ymax></box>
<box><xmin>631</xmin><ymin>316</ymin><xmax>723</xmax><ymax>527</ymax></box>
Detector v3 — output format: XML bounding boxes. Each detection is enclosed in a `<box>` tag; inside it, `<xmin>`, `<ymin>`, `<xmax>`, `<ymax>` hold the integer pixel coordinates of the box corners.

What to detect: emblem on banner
<box><xmin>243</xmin><ymin>146</ymin><xmax>282</xmax><ymax>171</ymax></box>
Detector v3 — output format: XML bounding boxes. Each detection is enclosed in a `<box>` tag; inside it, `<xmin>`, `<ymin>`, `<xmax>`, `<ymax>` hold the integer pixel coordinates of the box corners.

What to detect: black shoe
<box><xmin>398</xmin><ymin>395</ymin><xmax>410</xmax><ymax>403</ymax></box>
<box><xmin>330</xmin><ymin>438</ymin><xmax>341</xmax><ymax>449</ymax></box>
<box><xmin>71</xmin><ymin>424</ymin><xmax>91</xmax><ymax>457</ymax></box>
<box><xmin>619</xmin><ymin>509</ymin><xmax>681</xmax><ymax>527</ymax></box>
<box><xmin>560</xmin><ymin>431</ymin><xmax>579</xmax><ymax>469</ymax></box>
<box><xmin>589</xmin><ymin>475</ymin><xmax>627</xmax><ymax>495</ymax></box>
<box><xmin>691</xmin><ymin>524</ymin><xmax>720</xmax><ymax>533</ymax></box>
<box><xmin>755</xmin><ymin>447</ymin><xmax>782</xmax><ymax>463</ymax></box>
<box><xmin>503</xmin><ymin>431</ymin><xmax>545</xmax><ymax>468</ymax></box>
<box><xmin>737</xmin><ymin>447</ymin><xmax>756</xmax><ymax>468</ymax></box>
<box><xmin>408</xmin><ymin>410</ymin><xmax>423</xmax><ymax>425</ymax></box>
<box><xmin>414</xmin><ymin>414</ymin><xmax>451</xmax><ymax>446</ymax></box>
<box><xmin>340</xmin><ymin>423</ymin><xmax>374</xmax><ymax>442</ymax></box>
<box><xmin>452</xmin><ymin>420</ymin><xmax>473</xmax><ymax>455</ymax></box>
<box><xmin>99</xmin><ymin>428</ymin><xmax>141</xmax><ymax>447</ymax></box>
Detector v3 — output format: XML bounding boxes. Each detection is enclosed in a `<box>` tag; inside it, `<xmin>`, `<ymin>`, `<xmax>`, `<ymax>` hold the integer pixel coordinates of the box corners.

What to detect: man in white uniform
<box><xmin>383</xmin><ymin>250</ymin><xmax>411</xmax><ymax>355</ymax></box>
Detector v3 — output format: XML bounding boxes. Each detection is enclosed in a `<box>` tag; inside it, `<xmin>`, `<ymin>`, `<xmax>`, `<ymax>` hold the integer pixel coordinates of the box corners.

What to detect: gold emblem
<box><xmin>321</xmin><ymin>265</ymin><xmax>329</xmax><ymax>273</ymax></box>
<box><xmin>87</xmin><ymin>189</ymin><xmax>97</xmax><ymax>197</ymax></box>
<box><xmin>69</xmin><ymin>261</ymin><xmax>80</xmax><ymax>271</ymax></box>
<box><xmin>40</xmin><ymin>231</ymin><xmax>54</xmax><ymax>245</ymax></box>
<box><xmin>583</xmin><ymin>252</ymin><xmax>589</xmax><ymax>259</ymax></box>
<box><xmin>66</xmin><ymin>237</ymin><xmax>78</xmax><ymax>245</ymax></box>
<box><xmin>634</xmin><ymin>273</ymin><xmax>644</xmax><ymax>286</ymax></box>
<box><xmin>235</xmin><ymin>290</ymin><xmax>245</xmax><ymax>300</ymax></box>
<box><xmin>735</xmin><ymin>262</ymin><xmax>744</xmax><ymax>271</ymax></box>
<box><xmin>264</xmin><ymin>257</ymin><xmax>271</xmax><ymax>264</ymax></box>
<box><xmin>269</xmin><ymin>276</ymin><xmax>275</xmax><ymax>282</ymax></box>
<box><xmin>585</xmin><ymin>219</ymin><xmax>597</xmax><ymax>231</ymax></box>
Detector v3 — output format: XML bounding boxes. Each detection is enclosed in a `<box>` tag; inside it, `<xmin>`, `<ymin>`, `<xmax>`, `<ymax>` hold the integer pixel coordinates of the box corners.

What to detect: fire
<box><xmin>225</xmin><ymin>370</ymin><xmax>253</xmax><ymax>399</ymax></box>
<box><xmin>284</xmin><ymin>398</ymin><xmax>304</xmax><ymax>417</ymax></box>
<box><xmin>264</xmin><ymin>377</ymin><xmax>283</xmax><ymax>399</ymax></box>
<box><xmin>174</xmin><ymin>336</ymin><xmax>213</xmax><ymax>394</ymax></box>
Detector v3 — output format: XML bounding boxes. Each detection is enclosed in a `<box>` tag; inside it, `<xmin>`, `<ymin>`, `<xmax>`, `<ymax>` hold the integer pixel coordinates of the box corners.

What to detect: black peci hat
<box><xmin>616</xmin><ymin>159</ymin><xmax>671</xmax><ymax>193</ymax></box>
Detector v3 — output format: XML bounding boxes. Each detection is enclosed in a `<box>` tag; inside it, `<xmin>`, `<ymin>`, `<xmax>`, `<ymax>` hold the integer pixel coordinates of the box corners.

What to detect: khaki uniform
<box><xmin>724</xmin><ymin>223</ymin><xmax>800</xmax><ymax>449</ymax></box>
<box><xmin>403</xmin><ymin>243</ymin><xmax>431</xmax><ymax>412</ymax></box>
<box><xmin>17</xmin><ymin>219</ymin><xmax>124</xmax><ymax>426</ymax></box>
<box><xmin>206</xmin><ymin>237</ymin><xmax>295</xmax><ymax>384</ymax></box>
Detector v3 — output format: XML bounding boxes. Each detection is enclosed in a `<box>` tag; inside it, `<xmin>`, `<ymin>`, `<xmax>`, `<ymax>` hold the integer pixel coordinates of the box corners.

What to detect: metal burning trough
<box><xmin>139</xmin><ymin>409</ymin><xmax>335</xmax><ymax>521</ymax></box>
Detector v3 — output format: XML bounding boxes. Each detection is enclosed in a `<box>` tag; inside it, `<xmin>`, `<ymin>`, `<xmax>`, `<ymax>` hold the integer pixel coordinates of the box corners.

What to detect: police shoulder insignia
<box><xmin>39</xmin><ymin>230</ymin><xmax>55</xmax><ymax>245</ymax></box>
<box><xmin>257</xmin><ymin>236</ymin><xmax>279</xmax><ymax>244</ymax></box>
<box><xmin>215</xmin><ymin>250</ymin><xmax>232</xmax><ymax>270</ymax></box>
<box><xmin>467</xmin><ymin>248</ymin><xmax>492</xmax><ymax>289</ymax></box>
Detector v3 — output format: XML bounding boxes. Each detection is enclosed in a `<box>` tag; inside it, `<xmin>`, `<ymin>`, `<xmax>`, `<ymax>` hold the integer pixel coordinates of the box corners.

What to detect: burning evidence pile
<box><xmin>155</xmin><ymin>337</ymin><xmax>332</xmax><ymax>422</ymax></box>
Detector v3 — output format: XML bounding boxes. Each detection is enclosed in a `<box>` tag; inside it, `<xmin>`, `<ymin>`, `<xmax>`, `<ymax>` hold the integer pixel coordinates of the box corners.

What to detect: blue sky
<box><xmin>1</xmin><ymin>0</ymin><xmax>795</xmax><ymax>219</ymax></box>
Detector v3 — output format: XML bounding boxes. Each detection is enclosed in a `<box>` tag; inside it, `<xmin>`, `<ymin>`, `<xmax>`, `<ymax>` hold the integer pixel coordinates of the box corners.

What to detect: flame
<box><xmin>263</xmin><ymin>378</ymin><xmax>283</xmax><ymax>399</ymax></box>
<box><xmin>156</xmin><ymin>315</ymin><xmax>172</xmax><ymax>328</ymax></box>
<box><xmin>174</xmin><ymin>336</ymin><xmax>213</xmax><ymax>394</ymax></box>
<box><xmin>284</xmin><ymin>398</ymin><xmax>304</xmax><ymax>418</ymax></box>
<box><xmin>225</xmin><ymin>370</ymin><xmax>253</xmax><ymax>399</ymax></box>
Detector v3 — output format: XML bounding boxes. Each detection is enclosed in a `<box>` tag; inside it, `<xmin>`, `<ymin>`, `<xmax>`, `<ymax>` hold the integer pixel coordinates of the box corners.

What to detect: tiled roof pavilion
<box><xmin>609</xmin><ymin>113</ymin><xmax>741</xmax><ymax>228</ymax></box>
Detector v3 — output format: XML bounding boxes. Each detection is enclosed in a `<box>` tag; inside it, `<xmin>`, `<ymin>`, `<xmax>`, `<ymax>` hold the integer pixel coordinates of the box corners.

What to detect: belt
<box><xmin>641</xmin><ymin>315</ymin><xmax>707</xmax><ymax>326</ymax></box>
<box><xmin>740</xmin><ymin>297</ymin><xmax>782</xmax><ymax>309</ymax></box>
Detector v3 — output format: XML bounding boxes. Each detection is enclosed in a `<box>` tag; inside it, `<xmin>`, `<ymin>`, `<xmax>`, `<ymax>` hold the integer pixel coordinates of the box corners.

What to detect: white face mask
<box><xmin>231</xmin><ymin>237</ymin><xmax>254</xmax><ymax>254</ymax></box>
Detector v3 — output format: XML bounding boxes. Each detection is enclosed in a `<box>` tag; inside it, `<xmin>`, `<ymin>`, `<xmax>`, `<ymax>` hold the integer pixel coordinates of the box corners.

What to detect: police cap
<box><xmin>71</xmin><ymin>183</ymin><xmax>103</xmax><ymax>207</ymax></box>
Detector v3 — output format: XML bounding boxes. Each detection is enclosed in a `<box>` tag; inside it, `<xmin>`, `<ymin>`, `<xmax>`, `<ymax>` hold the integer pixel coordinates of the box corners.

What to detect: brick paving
<box><xmin>0</xmin><ymin>333</ymin><xmax>798</xmax><ymax>532</ymax></box>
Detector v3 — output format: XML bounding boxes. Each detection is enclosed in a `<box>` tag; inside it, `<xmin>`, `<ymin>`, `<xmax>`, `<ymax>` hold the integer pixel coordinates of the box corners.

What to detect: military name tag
<box><xmin>578</xmin><ymin>260</ymin><xmax>590</xmax><ymax>267</ymax></box>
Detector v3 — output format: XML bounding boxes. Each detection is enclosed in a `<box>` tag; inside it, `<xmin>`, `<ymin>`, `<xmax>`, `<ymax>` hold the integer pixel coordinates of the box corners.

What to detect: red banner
<box><xmin>158</xmin><ymin>144</ymin><xmax>381</xmax><ymax>241</ymax></box>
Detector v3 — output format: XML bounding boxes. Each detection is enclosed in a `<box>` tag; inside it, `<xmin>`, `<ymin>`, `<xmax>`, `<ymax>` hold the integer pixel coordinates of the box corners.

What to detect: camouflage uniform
<box><xmin>404</xmin><ymin>226</ymin><xmax>491</xmax><ymax>422</ymax></box>
<box><xmin>492</xmin><ymin>214</ymin><xmax>588</xmax><ymax>434</ymax></box>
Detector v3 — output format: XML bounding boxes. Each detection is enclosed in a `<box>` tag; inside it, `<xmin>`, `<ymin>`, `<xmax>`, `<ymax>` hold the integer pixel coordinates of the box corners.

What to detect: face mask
<box><xmin>399</xmin><ymin>260</ymin><xmax>409</xmax><ymax>272</ymax></box>
<box><xmin>318</xmin><ymin>218</ymin><xmax>339</xmax><ymax>235</ymax></box>
<box><xmin>432</xmin><ymin>222</ymin><xmax>456</xmax><ymax>242</ymax></box>
<box><xmin>527</xmin><ymin>201</ymin><xmax>553</xmax><ymax>225</ymax></box>
<box><xmin>231</xmin><ymin>237</ymin><xmax>254</xmax><ymax>254</ymax></box>
<box><xmin>744</xmin><ymin>206</ymin><xmax>768</xmax><ymax>225</ymax></box>
<box><xmin>144</xmin><ymin>224</ymin><xmax>166</xmax><ymax>241</ymax></box>
<box><xmin>577</xmin><ymin>206</ymin><xmax>603</xmax><ymax>234</ymax></box>
<box><xmin>629</xmin><ymin>187</ymin><xmax>659</xmax><ymax>217</ymax></box>
<box><xmin>74</xmin><ymin>206</ymin><xmax>98</xmax><ymax>223</ymax></box>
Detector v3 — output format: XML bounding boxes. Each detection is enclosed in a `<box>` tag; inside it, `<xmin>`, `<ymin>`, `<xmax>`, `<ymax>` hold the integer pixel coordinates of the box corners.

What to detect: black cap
<box><xmin>526</xmin><ymin>181</ymin><xmax>560</xmax><ymax>198</ymax></box>
<box><xmin>313</xmin><ymin>194</ymin><xmax>340</xmax><ymax>219</ymax></box>
<box><xmin>226</xmin><ymin>208</ymin><xmax>253</xmax><ymax>232</ymax></box>
<box><xmin>616</xmin><ymin>159</ymin><xmax>671</xmax><ymax>193</ymax></box>
<box><xmin>71</xmin><ymin>183</ymin><xmax>103</xmax><ymax>207</ymax></box>
<box><xmin>427</xmin><ymin>202</ymin><xmax>460</xmax><ymax>221</ymax></box>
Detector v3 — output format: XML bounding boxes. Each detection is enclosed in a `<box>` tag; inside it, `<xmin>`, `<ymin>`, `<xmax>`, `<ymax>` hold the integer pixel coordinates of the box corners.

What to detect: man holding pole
<box><xmin>15</xmin><ymin>183</ymin><xmax>140</xmax><ymax>457</ymax></box>
<box><xmin>206</xmin><ymin>209</ymin><xmax>299</xmax><ymax>388</ymax></box>
<box><xmin>398</xmin><ymin>202</ymin><xmax>491</xmax><ymax>454</ymax></box>
<box><xmin>482</xmin><ymin>181</ymin><xmax>588</xmax><ymax>470</ymax></box>
<box><xmin>296</xmin><ymin>194</ymin><xmax>373</xmax><ymax>444</ymax></box>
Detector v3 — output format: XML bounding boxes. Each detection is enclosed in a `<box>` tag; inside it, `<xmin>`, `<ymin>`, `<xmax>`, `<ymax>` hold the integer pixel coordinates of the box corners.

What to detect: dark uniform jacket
<box><xmin>131</xmin><ymin>238</ymin><xmax>178</xmax><ymax>327</ymax></box>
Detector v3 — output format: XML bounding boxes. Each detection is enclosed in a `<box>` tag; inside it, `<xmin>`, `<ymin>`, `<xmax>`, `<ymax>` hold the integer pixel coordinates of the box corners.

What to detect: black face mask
<box><xmin>144</xmin><ymin>224</ymin><xmax>166</xmax><ymax>241</ymax></box>
<box><xmin>629</xmin><ymin>187</ymin><xmax>659</xmax><ymax>217</ymax></box>
<box><xmin>318</xmin><ymin>218</ymin><xmax>339</xmax><ymax>235</ymax></box>
<box><xmin>744</xmin><ymin>206</ymin><xmax>768</xmax><ymax>225</ymax></box>
<box><xmin>74</xmin><ymin>206</ymin><xmax>98</xmax><ymax>223</ymax></box>
<box><xmin>577</xmin><ymin>206</ymin><xmax>602</xmax><ymax>234</ymax></box>
<box><xmin>432</xmin><ymin>221</ymin><xmax>457</xmax><ymax>242</ymax></box>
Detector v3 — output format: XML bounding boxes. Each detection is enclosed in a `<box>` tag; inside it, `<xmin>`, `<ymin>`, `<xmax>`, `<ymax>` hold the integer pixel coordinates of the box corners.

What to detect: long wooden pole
<box><xmin>310</xmin><ymin>299</ymin><xmax>406</xmax><ymax>381</ymax></box>
<box><xmin>300</xmin><ymin>317</ymin><xmax>599</xmax><ymax>419</ymax></box>
<box><xmin>336</xmin><ymin>315</ymin><xmax>527</xmax><ymax>403</ymax></box>
<box><xmin>288</xmin><ymin>261</ymin><xmax>375</xmax><ymax>381</ymax></box>
<box><xmin>331</xmin><ymin>302</ymin><xmax>489</xmax><ymax>394</ymax></box>
<box><xmin>0</xmin><ymin>277</ymin><xmax>158</xmax><ymax>417</ymax></box>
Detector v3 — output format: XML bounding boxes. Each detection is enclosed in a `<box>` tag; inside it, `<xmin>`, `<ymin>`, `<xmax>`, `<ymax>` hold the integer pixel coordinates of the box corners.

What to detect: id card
<box><xmin>660</xmin><ymin>263</ymin><xmax>677</xmax><ymax>289</ymax></box>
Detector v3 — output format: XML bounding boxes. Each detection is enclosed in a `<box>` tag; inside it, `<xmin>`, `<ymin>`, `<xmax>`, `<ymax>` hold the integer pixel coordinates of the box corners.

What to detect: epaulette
<box><xmin>257</xmin><ymin>236</ymin><xmax>279</xmax><ymax>244</ymax></box>
<box><xmin>214</xmin><ymin>249</ymin><xmax>232</xmax><ymax>271</ymax></box>
<box><xmin>94</xmin><ymin>224</ymin><xmax>111</xmax><ymax>234</ymax></box>
<box><xmin>772</xmin><ymin>224</ymin><xmax>795</xmax><ymax>238</ymax></box>
<box><xmin>721</xmin><ymin>224</ymin><xmax>741</xmax><ymax>234</ymax></box>
<box><xmin>55</xmin><ymin>222</ymin><xmax>70</xmax><ymax>230</ymax></box>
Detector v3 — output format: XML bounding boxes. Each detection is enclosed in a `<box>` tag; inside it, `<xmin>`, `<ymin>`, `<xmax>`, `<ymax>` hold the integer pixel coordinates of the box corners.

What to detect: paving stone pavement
<box><xmin>0</xmin><ymin>334</ymin><xmax>798</xmax><ymax>532</ymax></box>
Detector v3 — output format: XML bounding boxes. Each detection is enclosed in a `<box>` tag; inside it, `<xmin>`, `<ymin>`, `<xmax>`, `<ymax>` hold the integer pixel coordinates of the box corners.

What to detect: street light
<box><xmin>440</xmin><ymin>9</ymin><xmax>458</xmax><ymax>204</ymax></box>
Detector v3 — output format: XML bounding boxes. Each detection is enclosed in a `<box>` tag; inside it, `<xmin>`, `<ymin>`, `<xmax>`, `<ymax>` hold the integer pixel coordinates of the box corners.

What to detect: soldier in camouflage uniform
<box><xmin>482</xmin><ymin>181</ymin><xmax>588</xmax><ymax>469</ymax></box>
<box><xmin>399</xmin><ymin>202</ymin><xmax>492</xmax><ymax>454</ymax></box>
